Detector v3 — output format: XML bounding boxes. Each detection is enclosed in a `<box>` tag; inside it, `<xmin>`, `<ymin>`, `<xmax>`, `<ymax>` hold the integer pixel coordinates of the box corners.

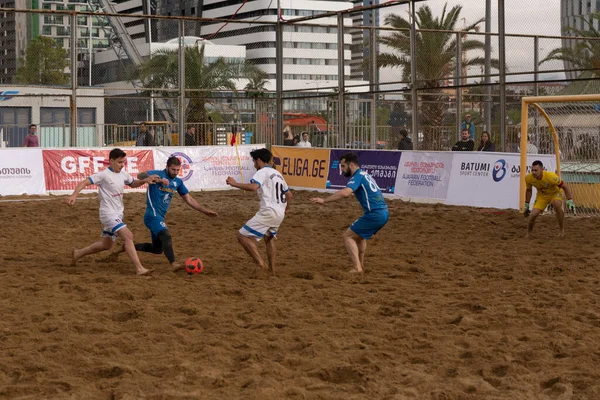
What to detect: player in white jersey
<box><xmin>226</xmin><ymin>148</ymin><xmax>292</xmax><ymax>273</ymax></box>
<box><xmin>66</xmin><ymin>148</ymin><xmax>160</xmax><ymax>275</ymax></box>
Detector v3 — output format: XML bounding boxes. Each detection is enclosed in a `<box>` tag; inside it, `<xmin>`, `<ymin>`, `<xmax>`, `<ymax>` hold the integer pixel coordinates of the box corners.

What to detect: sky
<box><xmin>378</xmin><ymin>0</ymin><xmax>566</xmax><ymax>83</ymax></box>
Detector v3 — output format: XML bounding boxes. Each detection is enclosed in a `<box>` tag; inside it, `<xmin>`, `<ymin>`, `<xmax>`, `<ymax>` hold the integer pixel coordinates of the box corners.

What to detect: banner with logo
<box><xmin>0</xmin><ymin>149</ymin><xmax>46</xmax><ymax>196</ymax></box>
<box><xmin>445</xmin><ymin>153</ymin><xmax>557</xmax><ymax>209</ymax></box>
<box><xmin>326</xmin><ymin>149</ymin><xmax>401</xmax><ymax>193</ymax></box>
<box><xmin>394</xmin><ymin>152</ymin><xmax>453</xmax><ymax>200</ymax></box>
<box><xmin>272</xmin><ymin>146</ymin><xmax>330</xmax><ymax>189</ymax></box>
<box><xmin>42</xmin><ymin>148</ymin><xmax>155</xmax><ymax>193</ymax></box>
<box><xmin>153</xmin><ymin>145</ymin><xmax>262</xmax><ymax>190</ymax></box>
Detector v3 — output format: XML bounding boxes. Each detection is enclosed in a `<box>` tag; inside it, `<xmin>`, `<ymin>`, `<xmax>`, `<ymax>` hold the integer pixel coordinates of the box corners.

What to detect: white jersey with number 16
<box><xmin>250</xmin><ymin>166</ymin><xmax>289</xmax><ymax>216</ymax></box>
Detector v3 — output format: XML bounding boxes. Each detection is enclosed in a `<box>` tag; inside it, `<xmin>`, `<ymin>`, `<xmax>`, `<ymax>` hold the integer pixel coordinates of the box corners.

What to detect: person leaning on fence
<box><xmin>23</xmin><ymin>124</ymin><xmax>39</xmax><ymax>147</ymax></box>
<box><xmin>135</xmin><ymin>123</ymin><xmax>154</xmax><ymax>146</ymax></box>
<box><xmin>452</xmin><ymin>129</ymin><xmax>475</xmax><ymax>151</ymax></box>
<box><xmin>397</xmin><ymin>129</ymin><xmax>413</xmax><ymax>150</ymax></box>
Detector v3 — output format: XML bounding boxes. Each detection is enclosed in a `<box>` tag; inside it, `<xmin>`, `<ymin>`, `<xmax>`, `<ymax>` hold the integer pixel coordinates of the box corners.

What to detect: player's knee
<box><xmin>158</xmin><ymin>230</ymin><xmax>173</xmax><ymax>248</ymax></box>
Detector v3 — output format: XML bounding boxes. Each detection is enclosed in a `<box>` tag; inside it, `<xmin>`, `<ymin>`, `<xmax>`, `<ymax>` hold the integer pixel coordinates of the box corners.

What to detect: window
<box><xmin>42</xmin><ymin>3</ymin><xmax>51</xmax><ymax>10</ymax></box>
<box><xmin>77</xmin><ymin>16</ymin><xmax>87</xmax><ymax>26</ymax></box>
<box><xmin>42</xmin><ymin>26</ymin><xmax>52</xmax><ymax>35</ymax></box>
<box><xmin>191</xmin><ymin>7</ymin><xmax>195</xmax><ymax>15</ymax></box>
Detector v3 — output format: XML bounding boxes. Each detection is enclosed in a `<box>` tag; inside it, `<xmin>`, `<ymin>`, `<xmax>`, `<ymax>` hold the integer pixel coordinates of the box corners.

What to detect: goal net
<box><xmin>520</xmin><ymin>94</ymin><xmax>600</xmax><ymax>216</ymax></box>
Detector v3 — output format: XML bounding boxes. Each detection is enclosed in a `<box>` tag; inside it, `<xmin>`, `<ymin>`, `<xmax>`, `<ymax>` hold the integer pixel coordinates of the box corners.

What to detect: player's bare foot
<box><xmin>71</xmin><ymin>249</ymin><xmax>79</xmax><ymax>266</ymax></box>
<box><xmin>558</xmin><ymin>231</ymin><xmax>565</xmax><ymax>238</ymax></box>
<box><xmin>137</xmin><ymin>267</ymin><xmax>153</xmax><ymax>276</ymax></box>
<box><xmin>171</xmin><ymin>262</ymin><xmax>184</xmax><ymax>272</ymax></box>
<box><xmin>525</xmin><ymin>232</ymin><xmax>531</xmax><ymax>239</ymax></box>
<box><xmin>348</xmin><ymin>268</ymin><xmax>363</xmax><ymax>274</ymax></box>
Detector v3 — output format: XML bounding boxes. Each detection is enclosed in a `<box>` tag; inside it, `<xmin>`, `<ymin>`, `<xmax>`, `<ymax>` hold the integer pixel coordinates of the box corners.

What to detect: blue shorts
<box><xmin>350</xmin><ymin>210</ymin><xmax>389</xmax><ymax>240</ymax></box>
<box><xmin>144</xmin><ymin>215</ymin><xmax>168</xmax><ymax>239</ymax></box>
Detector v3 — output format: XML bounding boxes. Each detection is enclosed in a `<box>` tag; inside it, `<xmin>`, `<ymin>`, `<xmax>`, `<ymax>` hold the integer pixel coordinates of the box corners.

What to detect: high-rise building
<box><xmin>560</xmin><ymin>0</ymin><xmax>600</xmax><ymax>80</ymax></box>
<box><xmin>156</xmin><ymin>0</ymin><xmax>360</xmax><ymax>91</ymax></box>
<box><xmin>0</xmin><ymin>0</ymin><xmax>28</xmax><ymax>84</ymax></box>
<box><xmin>350</xmin><ymin>0</ymin><xmax>378</xmax><ymax>81</ymax></box>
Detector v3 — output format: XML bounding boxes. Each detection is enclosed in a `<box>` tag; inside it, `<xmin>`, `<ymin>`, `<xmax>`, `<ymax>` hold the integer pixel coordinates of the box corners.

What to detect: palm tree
<box><xmin>137</xmin><ymin>44</ymin><xmax>239</xmax><ymax>127</ymax></box>
<box><xmin>540</xmin><ymin>11</ymin><xmax>600</xmax><ymax>78</ymax></box>
<box><xmin>378</xmin><ymin>3</ymin><xmax>498</xmax><ymax>147</ymax></box>
<box><xmin>244</xmin><ymin>69</ymin><xmax>269</xmax><ymax>98</ymax></box>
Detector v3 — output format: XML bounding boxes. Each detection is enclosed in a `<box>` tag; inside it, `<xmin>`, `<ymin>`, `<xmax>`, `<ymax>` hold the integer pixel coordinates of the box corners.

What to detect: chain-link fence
<box><xmin>0</xmin><ymin>3</ymin><xmax>598</xmax><ymax>149</ymax></box>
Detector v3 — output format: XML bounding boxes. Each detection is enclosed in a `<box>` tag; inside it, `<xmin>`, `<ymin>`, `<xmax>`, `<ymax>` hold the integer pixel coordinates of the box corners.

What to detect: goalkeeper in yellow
<box><xmin>523</xmin><ymin>160</ymin><xmax>575</xmax><ymax>237</ymax></box>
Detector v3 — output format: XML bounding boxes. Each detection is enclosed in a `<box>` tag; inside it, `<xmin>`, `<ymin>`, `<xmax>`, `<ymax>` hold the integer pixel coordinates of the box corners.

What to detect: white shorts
<box><xmin>100</xmin><ymin>214</ymin><xmax>127</xmax><ymax>242</ymax></box>
<box><xmin>239</xmin><ymin>208</ymin><xmax>284</xmax><ymax>241</ymax></box>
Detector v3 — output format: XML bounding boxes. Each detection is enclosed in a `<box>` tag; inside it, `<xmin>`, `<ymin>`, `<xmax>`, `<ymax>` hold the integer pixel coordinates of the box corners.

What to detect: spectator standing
<box><xmin>397</xmin><ymin>129</ymin><xmax>413</xmax><ymax>150</ymax></box>
<box><xmin>283</xmin><ymin>123</ymin><xmax>295</xmax><ymax>146</ymax></box>
<box><xmin>135</xmin><ymin>123</ymin><xmax>154</xmax><ymax>146</ymax></box>
<box><xmin>477</xmin><ymin>131</ymin><xmax>496</xmax><ymax>151</ymax></box>
<box><xmin>23</xmin><ymin>124</ymin><xmax>39</xmax><ymax>147</ymax></box>
<box><xmin>461</xmin><ymin>114</ymin><xmax>475</xmax><ymax>140</ymax></box>
<box><xmin>452</xmin><ymin>129</ymin><xmax>475</xmax><ymax>151</ymax></box>
<box><xmin>185</xmin><ymin>126</ymin><xmax>197</xmax><ymax>146</ymax></box>
<box><xmin>296</xmin><ymin>132</ymin><xmax>312</xmax><ymax>147</ymax></box>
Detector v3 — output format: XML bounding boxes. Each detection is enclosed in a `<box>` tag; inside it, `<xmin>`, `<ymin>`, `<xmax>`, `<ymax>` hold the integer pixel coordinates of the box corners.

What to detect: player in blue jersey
<box><xmin>115</xmin><ymin>156</ymin><xmax>218</xmax><ymax>270</ymax></box>
<box><xmin>311</xmin><ymin>152</ymin><xmax>389</xmax><ymax>273</ymax></box>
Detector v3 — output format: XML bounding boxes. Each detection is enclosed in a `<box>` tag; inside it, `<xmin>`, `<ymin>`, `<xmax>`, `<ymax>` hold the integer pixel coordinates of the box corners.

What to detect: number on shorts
<box><xmin>275</xmin><ymin>182</ymin><xmax>287</xmax><ymax>204</ymax></box>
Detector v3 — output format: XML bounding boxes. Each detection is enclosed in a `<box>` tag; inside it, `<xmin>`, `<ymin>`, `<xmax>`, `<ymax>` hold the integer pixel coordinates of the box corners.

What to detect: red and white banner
<box><xmin>153</xmin><ymin>145</ymin><xmax>263</xmax><ymax>191</ymax></box>
<box><xmin>445</xmin><ymin>152</ymin><xmax>556</xmax><ymax>209</ymax></box>
<box><xmin>42</xmin><ymin>148</ymin><xmax>155</xmax><ymax>193</ymax></box>
<box><xmin>0</xmin><ymin>149</ymin><xmax>46</xmax><ymax>196</ymax></box>
<box><xmin>394</xmin><ymin>152</ymin><xmax>454</xmax><ymax>200</ymax></box>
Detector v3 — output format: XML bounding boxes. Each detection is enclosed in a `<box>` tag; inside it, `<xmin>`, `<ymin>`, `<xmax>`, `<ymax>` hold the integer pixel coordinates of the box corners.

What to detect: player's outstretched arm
<box><xmin>129</xmin><ymin>174</ymin><xmax>161</xmax><ymax>188</ymax></box>
<box><xmin>311</xmin><ymin>187</ymin><xmax>353</xmax><ymax>205</ymax></box>
<box><xmin>66</xmin><ymin>178</ymin><xmax>92</xmax><ymax>206</ymax></box>
<box><xmin>181</xmin><ymin>194</ymin><xmax>218</xmax><ymax>217</ymax></box>
<box><xmin>226</xmin><ymin>176</ymin><xmax>259</xmax><ymax>192</ymax></box>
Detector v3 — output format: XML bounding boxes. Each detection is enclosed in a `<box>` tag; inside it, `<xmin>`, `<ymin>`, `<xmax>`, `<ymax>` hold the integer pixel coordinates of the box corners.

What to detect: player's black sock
<box><xmin>135</xmin><ymin>242</ymin><xmax>163</xmax><ymax>255</ymax></box>
<box><xmin>157</xmin><ymin>230</ymin><xmax>176</xmax><ymax>263</ymax></box>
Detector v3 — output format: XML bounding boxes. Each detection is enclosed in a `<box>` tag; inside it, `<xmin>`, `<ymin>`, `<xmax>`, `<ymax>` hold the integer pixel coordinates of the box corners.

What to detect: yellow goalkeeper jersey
<box><xmin>525</xmin><ymin>171</ymin><xmax>562</xmax><ymax>196</ymax></box>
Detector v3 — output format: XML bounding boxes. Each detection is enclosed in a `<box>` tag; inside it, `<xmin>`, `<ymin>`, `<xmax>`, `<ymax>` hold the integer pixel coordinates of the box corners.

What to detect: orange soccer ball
<box><xmin>185</xmin><ymin>257</ymin><xmax>204</xmax><ymax>275</ymax></box>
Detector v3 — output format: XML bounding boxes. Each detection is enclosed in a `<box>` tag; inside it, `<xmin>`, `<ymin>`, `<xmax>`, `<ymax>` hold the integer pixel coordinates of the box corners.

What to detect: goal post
<box><xmin>520</xmin><ymin>94</ymin><xmax>600</xmax><ymax>214</ymax></box>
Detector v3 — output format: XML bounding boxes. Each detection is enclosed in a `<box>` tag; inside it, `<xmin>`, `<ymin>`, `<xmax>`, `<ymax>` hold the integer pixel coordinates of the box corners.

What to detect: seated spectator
<box><xmin>292</xmin><ymin>135</ymin><xmax>300</xmax><ymax>146</ymax></box>
<box><xmin>477</xmin><ymin>131</ymin><xmax>495</xmax><ymax>151</ymax></box>
<box><xmin>452</xmin><ymin>129</ymin><xmax>474</xmax><ymax>151</ymax></box>
<box><xmin>397</xmin><ymin>129</ymin><xmax>413</xmax><ymax>150</ymax></box>
<box><xmin>296</xmin><ymin>132</ymin><xmax>312</xmax><ymax>147</ymax></box>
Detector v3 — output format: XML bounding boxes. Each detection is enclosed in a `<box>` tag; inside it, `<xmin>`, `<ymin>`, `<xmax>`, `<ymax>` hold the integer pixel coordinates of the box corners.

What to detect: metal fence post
<box><xmin>337</xmin><ymin>12</ymin><xmax>346</xmax><ymax>146</ymax></box>
<box><xmin>409</xmin><ymin>2</ymin><xmax>418</xmax><ymax>150</ymax></box>
<box><xmin>455</xmin><ymin>31</ymin><xmax>462</xmax><ymax>142</ymax></box>
<box><xmin>498</xmin><ymin>0</ymin><xmax>506</xmax><ymax>151</ymax></box>
<box><xmin>178</xmin><ymin>19</ymin><xmax>185</xmax><ymax>146</ymax></box>
<box><xmin>70</xmin><ymin>12</ymin><xmax>78</xmax><ymax>147</ymax></box>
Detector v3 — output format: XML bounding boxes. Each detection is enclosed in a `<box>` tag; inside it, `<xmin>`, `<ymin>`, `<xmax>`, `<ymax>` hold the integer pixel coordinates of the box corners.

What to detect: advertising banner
<box><xmin>153</xmin><ymin>145</ymin><xmax>262</xmax><ymax>190</ymax></box>
<box><xmin>394</xmin><ymin>152</ymin><xmax>453</xmax><ymax>200</ymax></box>
<box><xmin>0</xmin><ymin>149</ymin><xmax>46</xmax><ymax>196</ymax></box>
<box><xmin>272</xmin><ymin>146</ymin><xmax>330</xmax><ymax>189</ymax></box>
<box><xmin>327</xmin><ymin>149</ymin><xmax>401</xmax><ymax>193</ymax></box>
<box><xmin>43</xmin><ymin>148</ymin><xmax>154</xmax><ymax>192</ymax></box>
<box><xmin>445</xmin><ymin>153</ymin><xmax>557</xmax><ymax>209</ymax></box>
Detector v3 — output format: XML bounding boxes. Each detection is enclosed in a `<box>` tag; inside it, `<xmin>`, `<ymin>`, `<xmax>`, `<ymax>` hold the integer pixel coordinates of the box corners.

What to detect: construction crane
<box><xmin>89</xmin><ymin>0</ymin><xmax>175</xmax><ymax>133</ymax></box>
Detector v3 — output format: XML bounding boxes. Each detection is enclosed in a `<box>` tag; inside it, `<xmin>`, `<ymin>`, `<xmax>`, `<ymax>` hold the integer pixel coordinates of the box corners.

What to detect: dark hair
<box><xmin>532</xmin><ymin>160</ymin><xmax>544</xmax><ymax>168</ymax></box>
<box><xmin>29</xmin><ymin>124</ymin><xmax>37</xmax><ymax>129</ymax></box>
<box><xmin>139</xmin><ymin>122</ymin><xmax>146</xmax><ymax>127</ymax></box>
<box><xmin>250</xmin><ymin>148</ymin><xmax>272</xmax><ymax>163</ymax></box>
<box><xmin>340</xmin><ymin>152</ymin><xmax>359</xmax><ymax>166</ymax></box>
<box><xmin>399</xmin><ymin>129</ymin><xmax>408</xmax><ymax>138</ymax></box>
<box><xmin>462</xmin><ymin>128</ymin><xmax>469</xmax><ymax>133</ymax></box>
<box><xmin>167</xmin><ymin>156</ymin><xmax>181</xmax><ymax>167</ymax></box>
<box><xmin>109</xmin><ymin>148</ymin><xmax>126</xmax><ymax>160</ymax></box>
